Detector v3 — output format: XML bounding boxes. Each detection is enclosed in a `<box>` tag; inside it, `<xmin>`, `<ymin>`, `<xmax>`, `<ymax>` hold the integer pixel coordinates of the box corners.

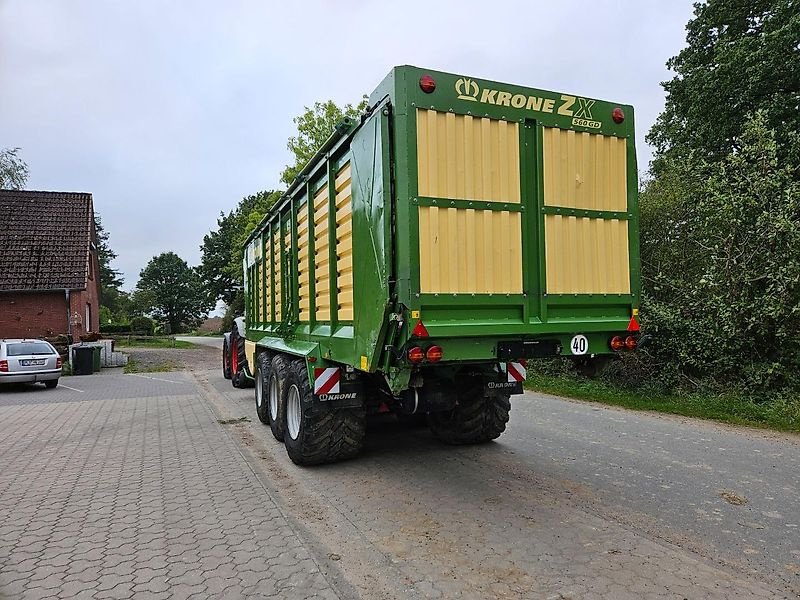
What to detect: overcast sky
<box><xmin>1</xmin><ymin>0</ymin><xmax>695</xmax><ymax>291</ymax></box>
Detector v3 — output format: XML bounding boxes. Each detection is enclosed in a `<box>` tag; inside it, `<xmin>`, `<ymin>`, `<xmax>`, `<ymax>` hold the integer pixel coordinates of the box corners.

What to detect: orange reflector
<box><xmin>426</xmin><ymin>345</ymin><xmax>443</xmax><ymax>362</ymax></box>
<box><xmin>412</xmin><ymin>320</ymin><xmax>429</xmax><ymax>337</ymax></box>
<box><xmin>627</xmin><ymin>316</ymin><xmax>640</xmax><ymax>332</ymax></box>
<box><xmin>609</xmin><ymin>336</ymin><xmax>624</xmax><ymax>351</ymax></box>
<box><xmin>408</xmin><ymin>346</ymin><xmax>425</xmax><ymax>363</ymax></box>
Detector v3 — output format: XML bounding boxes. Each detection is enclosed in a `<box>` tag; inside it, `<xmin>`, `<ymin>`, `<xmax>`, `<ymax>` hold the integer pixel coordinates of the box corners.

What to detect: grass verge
<box><xmin>114</xmin><ymin>337</ymin><xmax>197</xmax><ymax>349</ymax></box>
<box><xmin>124</xmin><ymin>357</ymin><xmax>178</xmax><ymax>374</ymax></box>
<box><xmin>525</xmin><ymin>373</ymin><xmax>800</xmax><ymax>432</ymax></box>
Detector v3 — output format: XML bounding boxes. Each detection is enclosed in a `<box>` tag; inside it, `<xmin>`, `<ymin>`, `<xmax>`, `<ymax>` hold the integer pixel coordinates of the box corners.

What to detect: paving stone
<box><xmin>0</xmin><ymin>372</ymin><xmax>339</xmax><ymax>599</ymax></box>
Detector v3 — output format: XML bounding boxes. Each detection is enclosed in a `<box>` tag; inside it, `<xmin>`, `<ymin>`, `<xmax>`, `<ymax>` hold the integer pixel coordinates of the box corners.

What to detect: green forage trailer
<box><xmin>237</xmin><ymin>65</ymin><xmax>641</xmax><ymax>465</ymax></box>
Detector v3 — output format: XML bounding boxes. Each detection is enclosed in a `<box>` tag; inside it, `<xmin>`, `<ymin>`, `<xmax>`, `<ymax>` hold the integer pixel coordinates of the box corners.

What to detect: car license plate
<box><xmin>21</xmin><ymin>359</ymin><xmax>46</xmax><ymax>366</ymax></box>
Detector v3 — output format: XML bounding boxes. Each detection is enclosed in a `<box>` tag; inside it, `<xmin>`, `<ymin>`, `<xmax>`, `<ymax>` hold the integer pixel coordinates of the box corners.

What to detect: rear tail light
<box><xmin>609</xmin><ymin>336</ymin><xmax>624</xmax><ymax>352</ymax></box>
<box><xmin>408</xmin><ymin>346</ymin><xmax>425</xmax><ymax>364</ymax></box>
<box><xmin>0</xmin><ymin>360</ymin><xmax>7</xmax><ymax>372</ymax></box>
<box><xmin>56</xmin><ymin>357</ymin><xmax>63</xmax><ymax>369</ymax></box>
<box><xmin>426</xmin><ymin>345</ymin><xmax>443</xmax><ymax>362</ymax></box>
<box><xmin>419</xmin><ymin>75</ymin><xmax>436</xmax><ymax>93</ymax></box>
<box><xmin>624</xmin><ymin>336</ymin><xmax>638</xmax><ymax>351</ymax></box>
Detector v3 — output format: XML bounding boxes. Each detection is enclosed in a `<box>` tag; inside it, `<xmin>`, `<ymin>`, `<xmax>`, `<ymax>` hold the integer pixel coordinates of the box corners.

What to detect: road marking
<box><xmin>57</xmin><ymin>384</ymin><xmax>84</xmax><ymax>393</ymax></box>
<box><xmin>129</xmin><ymin>374</ymin><xmax>184</xmax><ymax>384</ymax></box>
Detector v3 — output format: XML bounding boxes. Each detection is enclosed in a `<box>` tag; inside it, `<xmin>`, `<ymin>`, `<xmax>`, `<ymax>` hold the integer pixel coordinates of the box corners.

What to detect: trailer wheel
<box><xmin>268</xmin><ymin>355</ymin><xmax>289</xmax><ymax>441</ymax></box>
<box><xmin>428</xmin><ymin>388</ymin><xmax>511</xmax><ymax>445</ymax></box>
<box><xmin>222</xmin><ymin>336</ymin><xmax>232</xmax><ymax>380</ymax></box>
<box><xmin>254</xmin><ymin>352</ymin><xmax>272</xmax><ymax>424</ymax></box>
<box><xmin>283</xmin><ymin>359</ymin><xmax>366</xmax><ymax>465</ymax></box>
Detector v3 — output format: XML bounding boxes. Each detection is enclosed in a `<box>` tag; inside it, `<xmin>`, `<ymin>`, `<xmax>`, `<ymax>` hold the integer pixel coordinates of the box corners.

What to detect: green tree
<box><xmin>0</xmin><ymin>147</ymin><xmax>29</xmax><ymax>189</ymax></box>
<box><xmin>94</xmin><ymin>215</ymin><xmax>128</xmax><ymax>318</ymax></box>
<box><xmin>634</xmin><ymin>113</ymin><xmax>800</xmax><ymax>395</ymax></box>
<box><xmin>648</xmin><ymin>0</ymin><xmax>800</xmax><ymax>170</ymax></box>
<box><xmin>134</xmin><ymin>252</ymin><xmax>212</xmax><ymax>333</ymax></box>
<box><xmin>198</xmin><ymin>190</ymin><xmax>282</xmax><ymax>307</ymax></box>
<box><xmin>280</xmin><ymin>97</ymin><xmax>368</xmax><ymax>185</ymax></box>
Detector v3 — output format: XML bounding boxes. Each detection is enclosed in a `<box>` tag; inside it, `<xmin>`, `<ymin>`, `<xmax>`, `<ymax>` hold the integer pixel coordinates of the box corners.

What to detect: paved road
<box><xmin>176</xmin><ymin>336</ymin><xmax>223</xmax><ymax>349</ymax></box>
<box><xmin>0</xmin><ymin>371</ymin><xmax>346</xmax><ymax>599</ymax></box>
<box><xmin>1</xmin><ymin>349</ymin><xmax>797</xmax><ymax>599</ymax></box>
<box><xmin>209</xmin><ymin>372</ymin><xmax>799</xmax><ymax>599</ymax></box>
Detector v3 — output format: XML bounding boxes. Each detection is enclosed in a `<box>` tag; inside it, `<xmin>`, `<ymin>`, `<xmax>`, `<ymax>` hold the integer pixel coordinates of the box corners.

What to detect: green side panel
<box><xmin>350</xmin><ymin>104</ymin><xmax>393</xmax><ymax>372</ymax></box>
<box><xmin>255</xmin><ymin>335</ymin><xmax>320</xmax><ymax>359</ymax></box>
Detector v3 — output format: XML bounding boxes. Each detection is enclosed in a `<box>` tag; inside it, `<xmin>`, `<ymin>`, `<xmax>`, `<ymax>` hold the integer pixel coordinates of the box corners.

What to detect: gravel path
<box><xmin>121</xmin><ymin>345</ymin><xmax>220</xmax><ymax>373</ymax></box>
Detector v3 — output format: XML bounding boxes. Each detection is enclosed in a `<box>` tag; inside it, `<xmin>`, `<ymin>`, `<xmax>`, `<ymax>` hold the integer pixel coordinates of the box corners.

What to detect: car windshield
<box><xmin>6</xmin><ymin>343</ymin><xmax>55</xmax><ymax>356</ymax></box>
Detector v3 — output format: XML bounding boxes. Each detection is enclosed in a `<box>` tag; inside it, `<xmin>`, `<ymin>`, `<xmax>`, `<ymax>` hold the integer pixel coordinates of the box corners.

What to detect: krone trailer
<box><xmin>236</xmin><ymin>66</ymin><xmax>641</xmax><ymax>465</ymax></box>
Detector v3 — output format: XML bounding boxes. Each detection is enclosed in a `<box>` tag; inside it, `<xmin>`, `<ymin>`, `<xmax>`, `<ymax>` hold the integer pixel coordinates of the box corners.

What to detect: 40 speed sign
<box><xmin>570</xmin><ymin>335</ymin><xmax>589</xmax><ymax>355</ymax></box>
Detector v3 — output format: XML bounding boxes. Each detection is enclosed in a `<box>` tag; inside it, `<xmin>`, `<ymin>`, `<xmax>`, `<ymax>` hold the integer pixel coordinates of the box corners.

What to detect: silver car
<box><xmin>0</xmin><ymin>339</ymin><xmax>62</xmax><ymax>389</ymax></box>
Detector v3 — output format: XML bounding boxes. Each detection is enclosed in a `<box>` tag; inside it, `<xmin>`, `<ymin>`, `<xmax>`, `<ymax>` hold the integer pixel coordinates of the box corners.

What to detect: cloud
<box><xmin>0</xmin><ymin>0</ymin><xmax>694</xmax><ymax>290</ymax></box>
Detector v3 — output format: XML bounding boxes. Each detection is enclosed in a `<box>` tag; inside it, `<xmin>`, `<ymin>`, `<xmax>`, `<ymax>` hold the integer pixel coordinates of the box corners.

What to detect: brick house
<box><xmin>0</xmin><ymin>190</ymin><xmax>101</xmax><ymax>341</ymax></box>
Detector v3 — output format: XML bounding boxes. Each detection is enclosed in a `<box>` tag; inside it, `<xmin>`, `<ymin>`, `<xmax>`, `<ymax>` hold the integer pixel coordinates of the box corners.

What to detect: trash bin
<box><xmin>92</xmin><ymin>346</ymin><xmax>102</xmax><ymax>372</ymax></box>
<box><xmin>72</xmin><ymin>346</ymin><xmax>94</xmax><ymax>376</ymax></box>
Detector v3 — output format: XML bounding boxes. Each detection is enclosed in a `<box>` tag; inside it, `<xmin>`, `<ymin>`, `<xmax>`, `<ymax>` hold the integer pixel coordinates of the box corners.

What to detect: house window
<box><xmin>86</xmin><ymin>303</ymin><xmax>92</xmax><ymax>331</ymax></box>
<box><xmin>88</xmin><ymin>252</ymin><xmax>94</xmax><ymax>280</ymax></box>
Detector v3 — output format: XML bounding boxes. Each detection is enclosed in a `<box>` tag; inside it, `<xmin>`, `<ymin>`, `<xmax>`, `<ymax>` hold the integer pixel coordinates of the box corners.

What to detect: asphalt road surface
<box><xmin>176</xmin><ymin>335</ymin><xmax>224</xmax><ymax>349</ymax></box>
<box><xmin>8</xmin><ymin>341</ymin><xmax>792</xmax><ymax>599</ymax></box>
<box><xmin>203</xmin><ymin>366</ymin><xmax>799</xmax><ymax>599</ymax></box>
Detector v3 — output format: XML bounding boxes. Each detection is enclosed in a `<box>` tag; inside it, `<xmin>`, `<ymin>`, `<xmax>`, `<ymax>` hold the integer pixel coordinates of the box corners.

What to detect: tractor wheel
<box><xmin>428</xmin><ymin>386</ymin><xmax>511</xmax><ymax>445</ymax></box>
<box><xmin>283</xmin><ymin>359</ymin><xmax>365</xmax><ymax>465</ymax></box>
<box><xmin>222</xmin><ymin>337</ymin><xmax>232</xmax><ymax>380</ymax></box>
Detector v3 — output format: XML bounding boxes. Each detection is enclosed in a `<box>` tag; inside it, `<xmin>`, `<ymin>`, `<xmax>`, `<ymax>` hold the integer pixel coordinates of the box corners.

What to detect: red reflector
<box><xmin>627</xmin><ymin>315</ymin><xmax>640</xmax><ymax>332</ymax></box>
<box><xmin>408</xmin><ymin>347</ymin><xmax>425</xmax><ymax>363</ymax></box>
<box><xmin>426</xmin><ymin>345</ymin><xmax>443</xmax><ymax>362</ymax></box>
<box><xmin>378</xmin><ymin>402</ymin><xmax>391</xmax><ymax>414</ymax></box>
<box><xmin>411</xmin><ymin>320</ymin><xmax>429</xmax><ymax>338</ymax></box>
<box><xmin>612</xmin><ymin>107</ymin><xmax>625</xmax><ymax>124</ymax></box>
<box><xmin>625</xmin><ymin>336</ymin><xmax>638</xmax><ymax>351</ymax></box>
<box><xmin>419</xmin><ymin>74</ymin><xmax>436</xmax><ymax>93</ymax></box>
<box><xmin>56</xmin><ymin>357</ymin><xmax>62</xmax><ymax>369</ymax></box>
<box><xmin>0</xmin><ymin>360</ymin><xmax>7</xmax><ymax>372</ymax></box>
<box><xmin>609</xmin><ymin>336</ymin><xmax>624</xmax><ymax>352</ymax></box>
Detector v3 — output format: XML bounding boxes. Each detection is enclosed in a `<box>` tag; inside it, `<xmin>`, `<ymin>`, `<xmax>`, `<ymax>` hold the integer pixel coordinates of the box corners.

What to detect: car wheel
<box><xmin>45</xmin><ymin>379</ymin><xmax>59</xmax><ymax>389</ymax></box>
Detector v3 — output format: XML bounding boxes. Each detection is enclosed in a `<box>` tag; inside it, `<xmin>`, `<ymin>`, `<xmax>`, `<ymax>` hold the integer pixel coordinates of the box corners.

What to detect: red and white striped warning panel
<box><xmin>314</xmin><ymin>367</ymin><xmax>340</xmax><ymax>395</ymax></box>
<box><xmin>505</xmin><ymin>362</ymin><xmax>526</xmax><ymax>383</ymax></box>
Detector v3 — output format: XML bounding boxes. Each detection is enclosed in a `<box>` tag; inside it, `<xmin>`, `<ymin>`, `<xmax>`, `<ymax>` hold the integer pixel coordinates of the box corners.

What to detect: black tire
<box><xmin>255</xmin><ymin>352</ymin><xmax>272</xmax><ymax>424</ymax></box>
<box><xmin>283</xmin><ymin>359</ymin><xmax>366</xmax><ymax>466</ymax></box>
<box><xmin>230</xmin><ymin>330</ymin><xmax>242</xmax><ymax>388</ymax></box>
<box><xmin>428</xmin><ymin>387</ymin><xmax>511</xmax><ymax>445</ymax></box>
<box><xmin>222</xmin><ymin>337</ymin><xmax>232</xmax><ymax>380</ymax></box>
<box><xmin>268</xmin><ymin>355</ymin><xmax>289</xmax><ymax>442</ymax></box>
<box><xmin>231</xmin><ymin>332</ymin><xmax>253</xmax><ymax>388</ymax></box>
<box><xmin>44</xmin><ymin>379</ymin><xmax>58</xmax><ymax>389</ymax></box>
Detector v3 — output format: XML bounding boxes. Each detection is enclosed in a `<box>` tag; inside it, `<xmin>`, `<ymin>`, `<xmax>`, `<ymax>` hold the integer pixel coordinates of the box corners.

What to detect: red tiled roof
<box><xmin>0</xmin><ymin>190</ymin><xmax>94</xmax><ymax>291</ymax></box>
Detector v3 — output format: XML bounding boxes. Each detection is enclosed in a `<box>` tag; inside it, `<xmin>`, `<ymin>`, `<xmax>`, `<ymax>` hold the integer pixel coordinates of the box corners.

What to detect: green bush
<box><xmin>129</xmin><ymin>316</ymin><xmax>155</xmax><ymax>335</ymax></box>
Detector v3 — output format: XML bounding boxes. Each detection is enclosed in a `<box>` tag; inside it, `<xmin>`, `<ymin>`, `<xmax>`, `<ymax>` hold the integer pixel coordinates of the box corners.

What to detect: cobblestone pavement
<box><xmin>208</xmin><ymin>370</ymin><xmax>796</xmax><ymax>600</ymax></box>
<box><xmin>0</xmin><ymin>370</ymin><xmax>342</xmax><ymax>600</ymax></box>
